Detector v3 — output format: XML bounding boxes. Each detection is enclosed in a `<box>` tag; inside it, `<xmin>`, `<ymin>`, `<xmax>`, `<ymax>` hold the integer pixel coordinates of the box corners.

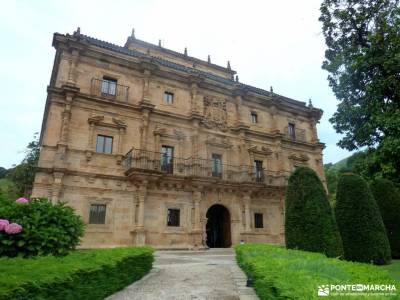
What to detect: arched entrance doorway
<box><xmin>206</xmin><ymin>204</ymin><xmax>231</xmax><ymax>248</ymax></box>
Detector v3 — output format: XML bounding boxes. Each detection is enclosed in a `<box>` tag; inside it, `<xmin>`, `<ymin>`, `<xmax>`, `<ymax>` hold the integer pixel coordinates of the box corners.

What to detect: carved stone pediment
<box><xmin>205</xmin><ymin>135</ymin><xmax>232</xmax><ymax>149</ymax></box>
<box><xmin>201</xmin><ymin>96</ymin><xmax>228</xmax><ymax>131</ymax></box>
<box><xmin>153</xmin><ymin>126</ymin><xmax>186</xmax><ymax>141</ymax></box>
<box><xmin>88</xmin><ymin>114</ymin><xmax>126</xmax><ymax>129</ymax></box>
<box><xmin>248</xmin><ymin>145</ymin><xmax>273</xmax><ymax>156</ymax></box>
<box><xmin>174</xmin><ymin>129</ymin><xmax>186</xmax><ymax>141</ymax></box>
<box><xmin>112</xmin><ymin>117</ymin><xmax>127</xmax><ymax>128</ymax></box>
<box><xmin>288</xmin><ymin>153</ymin><xmax>309</xmax><ymax>162</ymax></box>
<box><xmin>88</xmin><ymin>115</ymin><xmax>104</xmax><ymax>124</ymax></box>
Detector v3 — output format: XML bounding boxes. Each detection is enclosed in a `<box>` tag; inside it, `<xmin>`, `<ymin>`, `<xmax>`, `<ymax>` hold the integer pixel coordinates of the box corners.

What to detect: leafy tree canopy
<box><xmin>320</xmin><ymin>0</ymin><xmax>400</xmax><ymax>182</ymax></box>
<box><xmin>6</xmin><ymin>133</ymin><xmax>40</xmax><ymax>197</ymax></box>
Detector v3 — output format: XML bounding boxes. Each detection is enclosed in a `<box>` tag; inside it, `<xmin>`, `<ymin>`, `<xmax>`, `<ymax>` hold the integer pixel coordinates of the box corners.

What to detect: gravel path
<box><xmin>107</xmin><ymin>248</ymin><xmax>259</xmax><ymax>300</ymax></box>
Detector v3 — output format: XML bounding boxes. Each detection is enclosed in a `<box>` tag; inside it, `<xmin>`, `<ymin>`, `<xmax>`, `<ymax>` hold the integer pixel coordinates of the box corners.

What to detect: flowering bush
<box><xmin>0</xmin><ymin>219</ymin><xmax>9</xmax><ymax>231</ymax></box>
<box><xmin>15</xmin><ymin>197</ymin><xmax>29</xmax><ymax>204</ymax></box>
<box><xmin>0</xmin><ymin>196</ymin><xmax>84</xmax><ymax>257</ymax></box>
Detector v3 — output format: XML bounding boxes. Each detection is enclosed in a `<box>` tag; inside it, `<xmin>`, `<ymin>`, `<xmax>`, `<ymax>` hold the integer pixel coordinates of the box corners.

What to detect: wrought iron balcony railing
<box><xmin>122</xmin><ymin>148</ymin><xmax>266</xmax><ymax>184</ymax></box>
<box><xmin>90</xmin><ymin>78</ymin><xmax>129</xmax><ymax>102</ymax></box>
<box><xmin>283</xmin><ymin>127</ymin><xmax>306</xmax><ymax>142</ymax></box>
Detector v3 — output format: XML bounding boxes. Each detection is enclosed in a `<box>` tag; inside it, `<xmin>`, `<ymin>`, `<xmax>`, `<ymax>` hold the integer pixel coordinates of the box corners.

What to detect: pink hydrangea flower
<box><xmin>16</xmin><ymin>197</ymin><xmax>29</xmax><ymax>203</ymax></box>
<box><xmin>0</xmin><ymin>219</ymin><xmax>9</xmax><ymax>231</ymax></box>
<box><xmin>5</xmin><ymin>223</ymin><xmax>23</xmax><ymax>234</ymax></box>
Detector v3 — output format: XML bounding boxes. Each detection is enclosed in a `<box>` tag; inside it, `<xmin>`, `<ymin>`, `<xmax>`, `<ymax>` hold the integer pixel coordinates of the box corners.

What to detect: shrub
<box><xmin>370</xmin><ymin>179</ymin><xmax>400</xmax><ymax>258</ymax></box>
<box><xmin>0</xmin><ymin>196</ymin><xmax>84</xmax><ymax>257</ymax></box>
<box><xmin>0</xmin><ymin>247</ymin><xmax>154</xmax><ymax>300</ymax></box>
<box><xmin>285</xmin><ymin>167</ymin><xmax>343</xmax><ymax>257</ymax></box>
<box><xmin>335</xmin><ymin>174</ymin><xmax>391</xmax><ymax>264</ymax></box>
<box><xmin>235</xmin><ymin>244</ymin><xmax>399</xmax><ymax>300</ymax></box>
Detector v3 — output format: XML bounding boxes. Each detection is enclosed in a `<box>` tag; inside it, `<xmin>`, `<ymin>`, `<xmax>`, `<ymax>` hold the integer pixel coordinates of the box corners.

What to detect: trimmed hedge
<box><xmin>0</xmin><ymin>247</ymin><xmax>153</xmax><ymax>300</ymax></box>
<box><xmin>370</xmin><ymin>179</ymin><xmax>400</xmax><ymax>258</ymax></box>
<box><xmin>285</xmin><ymin>167</ymin><xmax>343</xmax><ymax>257</ymax></box>
<box><xmin>335</xmin><ymin>174</ymin><xmax>391</xmax><ymax>264</ymax></box>
<box><xmin>236</xmin><ymin>244</ymin><xmax>399</xmax><ymax>300</ymax></box>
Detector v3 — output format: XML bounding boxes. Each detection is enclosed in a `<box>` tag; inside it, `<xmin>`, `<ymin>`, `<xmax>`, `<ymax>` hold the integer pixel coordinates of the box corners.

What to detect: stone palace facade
<box><xmin>32</xmin><ymin>28</ymin><xmax>325</xmax><ymax>249</ymax></box>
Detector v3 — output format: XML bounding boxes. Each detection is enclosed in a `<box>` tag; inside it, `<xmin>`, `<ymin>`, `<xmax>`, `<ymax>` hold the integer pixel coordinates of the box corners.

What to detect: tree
<box><xmin>285</xmin><ymin>167</ymin><xmax>343</xmax><ymax>258</ymax></box>
<box><xmin>370</xmin><ymin>179</ymin><xmax>400</xmax><ymax>258</ymax></box>
<box><xmin>319</xmin><ymin>0</ymin><xmax>400</xmax><ymax>183</ymax></box>
<box><xmin>0</xmin><ymin>167</ymin><xmax>7</xmax><ymax>179</ymax></box>
<box><xmin>6</xmin><ymin>133</ymin><xmax>40</xmax><ymax>197</ymax></box>
<box><xmin>335</xmin><ymin>173</ymin><xmax>391</xmax><ymax>264</ymax></box>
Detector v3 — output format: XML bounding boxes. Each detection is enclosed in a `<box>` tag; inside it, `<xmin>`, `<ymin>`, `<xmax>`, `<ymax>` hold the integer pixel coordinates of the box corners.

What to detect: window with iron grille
<box><xmin>254</xmin><ymin>213</ymin><xmax>263</xmax><ymax>228</ymax></box>
<box><xmin>161</xmin><ymin>145</ymin><xmax>174</xmax><ymax>173</ymax></box>
<box><xmin>254</xmin><ymin>160</ymin><xmax>264</xmax><ymax>182</ymax></box>
<box><xmin>288</xmin><ymin>123</ymin><xmax>296</xmax><ymax>139</ymax></box>
<box><xmin>251</xmin><ymin>112</ymin><xmax>258</xmax><ymax>123</ymax></box>
<box><xmin>212</xmin><ymin>153</ymin><xmax>222</xmax><ymax>178</ymax></box>
<box><xmin>164</xmin><ymin>92</ymin><xmax>174</xmax><ymax>104</ymax></box>
<box><xmin>101</xmin><ymin>77</ymin><xmax>117</xmax><ymax>96</ymax></box>
<box><xmin>89</xmin><ymin>204</ymin><xmax>106</xmax><ymax>224</ymax></box>
<box><xmin>167</xmin><ymin>208</ymin><xmax>180</xmax><ymax>226</ymax></box>
<box><xmin>96</xmin><ymin>135</ymin><xmax>113</xmax><ymax>154</ymax></box>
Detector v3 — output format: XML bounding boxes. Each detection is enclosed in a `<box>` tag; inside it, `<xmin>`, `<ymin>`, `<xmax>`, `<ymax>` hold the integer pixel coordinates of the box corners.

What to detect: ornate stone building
<box><xmin>32</xmin><ymin>28</ymin><xmax>325</xmax><ymax>249</ymax></box>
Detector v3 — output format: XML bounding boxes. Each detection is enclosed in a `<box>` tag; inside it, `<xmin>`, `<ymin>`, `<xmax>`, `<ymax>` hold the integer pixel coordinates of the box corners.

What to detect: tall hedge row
<box><xmin>370</xmin><ymin>178</ymin><xmax>400</xmax><ymax>258</ymax></box>
<box><xmin>0</xmin><ymin>247</ymin><xmax>154</xmax><ymax>300</ymax></box>
<box><xmin>335</xmin><ymin>174</ymin><xmax>391</xmax><ymax>265</ymax></box>
<box><xmin>285</xmin><ymin>167</ymin><xmax>343</xmax><ymax>257</ymax></box>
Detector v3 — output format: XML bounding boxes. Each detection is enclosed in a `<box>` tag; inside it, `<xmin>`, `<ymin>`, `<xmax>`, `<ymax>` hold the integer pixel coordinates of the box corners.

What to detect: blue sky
<box><xmin>0</xmin><ymin>0</ymin><xmax>353</xmax><ymax>168</ymax></box>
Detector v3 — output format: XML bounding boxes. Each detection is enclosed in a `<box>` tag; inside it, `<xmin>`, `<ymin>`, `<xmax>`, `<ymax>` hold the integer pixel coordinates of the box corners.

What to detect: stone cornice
<box><xmin>52</xmin><ymin>32</ymin><xmax>322</xmax><ymax>121</ymax></box>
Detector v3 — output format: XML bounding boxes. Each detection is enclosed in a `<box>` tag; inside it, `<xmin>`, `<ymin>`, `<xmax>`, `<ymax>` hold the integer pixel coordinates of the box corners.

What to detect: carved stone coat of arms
<box><xmin>202</xmin><ymin>96</ymin><xmax>228</xmax><ymax>131</ymax></box>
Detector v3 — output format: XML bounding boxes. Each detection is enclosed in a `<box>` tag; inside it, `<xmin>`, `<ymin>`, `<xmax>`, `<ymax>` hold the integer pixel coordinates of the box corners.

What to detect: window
<box><xmin>211</xmin><ymin>154</ymin><xmax>222</xmax><ymax>178</ymax></box>
<box><xmin>161</xmin><ymin>145</ymin><xmax>174</xmax><ymax>173</ymax></box>
<box><xmin>101</xmin><ymin>77</ymin><xmax>117</xmax><ymax>96</ymax></box>
<box><xmin>167</xmin><ymin>208</ymin><xmax>180</xmax><ymax>226</ymax></box>
<box><xmin>251</xmin><ymin>112</ymin><xmax>258</xmax><ymax>124</ymax></box>
<box><xmin>288</xmin><ymin>123</ymin><xmax>296</xmax><ymax>139</ymax></box>
<box><xmin>89</xmin><ymin>204</ymin><xmax>106</xmax><ymax>224</ymax></box>
<box><xmin>254</xmin><ymin>160</ymin><xmax>264</xmax><ymax>182</ymax></box>
<box><xmin>254</xmin><ymin>213</ymin><xmax>263</xmax><ymax>228</ymax></box>
<box><xmin>164</xmin><ymin>92</ymin><xmax>174</xmax><ymax>104</ymax></box>
<box><xmin>96</xmin><ymin>135</ymin><xmax>113</xmax><ymax>154</ymax></box>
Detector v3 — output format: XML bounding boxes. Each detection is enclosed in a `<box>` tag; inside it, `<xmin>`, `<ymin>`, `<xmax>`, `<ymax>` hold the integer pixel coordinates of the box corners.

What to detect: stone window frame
<box><xmin>250</xmin><ymin>111</ymin><xmax>258</xmax><ymax>124</ymax></box>
<box><xmin>160</xmin><ymin>87</ymin><xmax>178</xmax><ymax>107</ymax></box>
<box><xmin>93</xmin><ymin>127</ymin><xmax>117</xmax><ymax>156</ymax></box>
<box><xmin>85</xmin><ymin>197</ymin><xmax>114</xmax><ymax>233</ymax></box>
<box><xmin>86</xmin><ymin>115</ymin><xmax>127</xmax><ymax>163</ymax></box>
<box><xmin>163</xmin><ymin>202</ymin><xmax>187</xmax><ymax>233</ymax></box>
<box><xmin>251</xmin><ymin>207</ymin><xmax>269</xmax><ymax>232</ymax></box>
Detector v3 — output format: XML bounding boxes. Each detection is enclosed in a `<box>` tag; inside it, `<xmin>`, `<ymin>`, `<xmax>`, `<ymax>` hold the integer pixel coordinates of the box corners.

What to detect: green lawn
<box><xmin>236</xmin><ymin>244</ymin><xmax>399</xmax><ymax>300</ymax></box>
<box><xmin>382</xmin><ymin>260</ymin><xmax>400</xmax><ymax>281</ymax></box>
<box><xmin>0</xmin><ymin>247</ymin><xmax>153</xmax><ymax>300</ymax></box>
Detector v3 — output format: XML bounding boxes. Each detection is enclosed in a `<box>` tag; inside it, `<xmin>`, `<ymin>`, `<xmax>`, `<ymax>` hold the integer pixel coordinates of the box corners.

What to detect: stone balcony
<box><xmin>122</xmin><ymin>148</ymin><xmax>288</xmax><ymax>187</ymax></box>
<box><xmin>90</xmin><ymin>78</ymin><xmax>129</xmax><ymax>102</ymax></box>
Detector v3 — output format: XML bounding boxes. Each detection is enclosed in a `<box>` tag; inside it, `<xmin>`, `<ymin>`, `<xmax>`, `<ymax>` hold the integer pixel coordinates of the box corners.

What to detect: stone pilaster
<box><xmin>51</xmin><ymin>171</ymin><xmax>64</xmax><ymax>202</ymax></box>
<box><xmin>135</xmin><ymin>181</ymin><xmax>147</xmax><ymax>245</ymax></box>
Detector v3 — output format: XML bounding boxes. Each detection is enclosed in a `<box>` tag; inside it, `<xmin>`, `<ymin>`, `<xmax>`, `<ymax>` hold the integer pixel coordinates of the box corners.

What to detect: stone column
<box><xmin>270</xmin><ymin>105</ymin><xmax>279</xmax><ymax>134</ymax></box>
<box><xmin>310</xmin><ymin>118</ymin><xmax>318</xmax><ymax>142</ymax></box>
<box><xmin>51</xmin><ymin>172</ymin><xmax>64</xmax><ymax>203</ymax></box>
<box><xmin>140</xmin><ymin>110</ymin><xmax>150</xmax><ymax>151</ymax></box>
<box><xmin>193</xmin><ymin>191</ymin><xmax>201</xmax><ymax>231</ymax></box>
<box><xmin>135</xmin><ymin>181</ymin><xmax>147</xmax><ymax>245</ymax></box>
<box><xmin>235</xmin><ymin>94</ymin><xmax>243</xmax><ymax>125</ymax></box>
<box><xmin>243</xmin><ymin>194</ymin><xmax>251</xmax><ymax>232</ymax></box>
<box><xmin>67</xmin><ymin>49</ymin><xmax>79</xmax><ymax>86</ymax></box>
